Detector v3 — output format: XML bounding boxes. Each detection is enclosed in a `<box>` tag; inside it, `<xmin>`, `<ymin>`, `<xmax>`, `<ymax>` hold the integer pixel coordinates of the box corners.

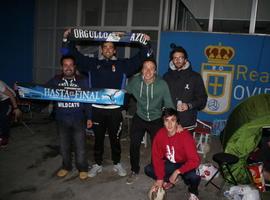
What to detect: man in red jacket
<box><xmin>144</xmin><ymin>108</ymin><xmax>201</xmax><ymax>200</ymax></box>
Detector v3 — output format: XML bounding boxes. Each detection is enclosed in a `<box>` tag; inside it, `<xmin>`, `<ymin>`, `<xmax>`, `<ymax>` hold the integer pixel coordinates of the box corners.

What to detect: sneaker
<box><xmin>79</xmin><ymin>172</ymin><xmax>88</xmax><ymax>180</ymax></box>
<box><xmin>126</xmin><ymin>171</ymin><xmax>138</xmax><ymax>184</ymax></box>
<box><xmin>57</xmin><ymin>169</ymin><xmax>69</xmax><ymax>177</ymax></box>
<box><xmin>188</xmin><ymin>193</ymin><xmax>199</xmax><ymax>200</ymax></box>
<box><xmin>113</xmin><ymin>163</ymin><xmax>127</xmax><ymax>176</ymax></box>
<box><xmin>88</xmin><ymin>164</ymin><xmax>102</xmax><ymax>177</ymax></box>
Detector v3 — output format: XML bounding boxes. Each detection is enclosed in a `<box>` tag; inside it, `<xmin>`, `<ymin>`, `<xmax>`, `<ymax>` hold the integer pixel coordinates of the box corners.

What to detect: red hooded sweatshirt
<box><xmin>152</xmin><ymin>127</ymin><xmax>200</xmax><ymax>180</ymax></box>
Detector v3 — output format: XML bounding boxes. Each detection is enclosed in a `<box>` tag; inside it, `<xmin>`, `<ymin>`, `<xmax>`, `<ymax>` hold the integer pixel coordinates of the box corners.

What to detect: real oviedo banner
<box><xmin>159</xmin><ymin>32</ymin><xmax>270</xmax><ymax>123</ymax></box>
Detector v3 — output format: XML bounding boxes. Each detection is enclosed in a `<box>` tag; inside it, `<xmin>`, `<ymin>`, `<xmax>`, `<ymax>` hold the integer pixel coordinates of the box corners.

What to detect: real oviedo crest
<box><xmin>201</xmin><ymin>43</ymin><xmax>235</xmax><ymax>114</ymax></box>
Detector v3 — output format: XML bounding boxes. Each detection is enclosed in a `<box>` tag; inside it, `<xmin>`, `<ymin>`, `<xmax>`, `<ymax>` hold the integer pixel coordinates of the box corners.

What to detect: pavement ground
<box><xmin>0</xmin><ymin>111</ymin><xmax>242</xmax><ymax>200</ymax></box>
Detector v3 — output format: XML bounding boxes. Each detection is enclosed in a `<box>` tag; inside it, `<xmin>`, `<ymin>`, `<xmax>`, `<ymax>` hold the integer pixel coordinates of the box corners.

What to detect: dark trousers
<box><xmin>57</xmin><ymin>118</ymin><xmax>88</xmax><ymax>172</ymax></box>
<box><xmin>130</xmin><ymin>114</ymin><xmax>163</xmax><ymax>173</ymax></box>
<box><xmin>144</xmin><ymin>160</ymin><xmax>201</xmax><ymax>195</ymax></box>
<box><xmin>0</xmin><ymin>99</ymin><xmax>12</xmax><ymax>139</ymax></box>
<box><xmin>92</xmin><ymin>107</ymin><xmax>122</xmax><ymax>165</ymax></box>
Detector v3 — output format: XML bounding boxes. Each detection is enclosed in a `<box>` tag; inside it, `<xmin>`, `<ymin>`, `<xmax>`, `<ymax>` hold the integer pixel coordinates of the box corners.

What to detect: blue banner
<box><xmin>17</xmin><ymin>83</ymin><xmax>125</xmax><ymax>105</ymax></box>
<box><xmin>159</xmin><ymin>32</ymin><xmax>270</xmax><ymax>127</ymax></box>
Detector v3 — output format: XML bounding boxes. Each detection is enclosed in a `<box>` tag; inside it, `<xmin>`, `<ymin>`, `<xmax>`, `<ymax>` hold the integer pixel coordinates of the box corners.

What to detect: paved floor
<box><xmin>0</xmin><ymin>111</ymin><xmax>230</xmax><ymax>200</ymax></box>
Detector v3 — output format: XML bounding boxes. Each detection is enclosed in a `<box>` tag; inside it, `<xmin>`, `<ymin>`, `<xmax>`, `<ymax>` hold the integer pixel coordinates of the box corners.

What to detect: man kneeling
<box><xmin>144</xmin><ymin>108</ymin><xmax>201</xmax><ymax>200</ymax></box>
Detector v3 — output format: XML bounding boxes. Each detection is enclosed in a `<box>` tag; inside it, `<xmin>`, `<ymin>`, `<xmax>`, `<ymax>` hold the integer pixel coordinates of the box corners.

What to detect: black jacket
<box><xmin>163</xmin><ymin>61</ymin><xmax>208</xmax><ymax>127</ymax></box>
<box><xmin>62</xmin><ymin>41</ymin><xmax>152</xmax><ymax>90</ymax></box>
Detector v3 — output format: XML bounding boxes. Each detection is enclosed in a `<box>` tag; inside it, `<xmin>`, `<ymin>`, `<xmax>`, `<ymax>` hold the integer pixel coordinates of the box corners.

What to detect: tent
<box><xmin>221</xmin><ymin>94</ymin><xmax>270</xmax><ymax>183</ymax></box>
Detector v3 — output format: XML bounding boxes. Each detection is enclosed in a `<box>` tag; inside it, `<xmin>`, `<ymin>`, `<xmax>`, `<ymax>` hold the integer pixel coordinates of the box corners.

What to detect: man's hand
<box><xmin>169</xmin><ymin>169</ymin><xmax>180</xmax><ymax>184</ymax></box>
<box><xmin>87</xmin><ymin>119</ymin><xmax>93</xmax><ymax>129</ymax></box>
<box><xmin>177</xmin><ymin>102</ymin><xmax>188</xmax><ymax>112</ymax></box>
<box><xmin>143</xmin><ymin>34</ymin><xmax>151</xmax><ymax>41</ymax></box>
<box><xmin>176</xmin><ymin>124</ymin><xmax>183</xmax><ymax>133</ymax></box>
<box><xmin>63</xmin><ymin>29</ymin><xmax>72</xmax><ymax>39</ymax></box>
<box><xmin>150</xmin><ymin>180</ymin><xmax>163</xmax><ymax>192</ymax></box>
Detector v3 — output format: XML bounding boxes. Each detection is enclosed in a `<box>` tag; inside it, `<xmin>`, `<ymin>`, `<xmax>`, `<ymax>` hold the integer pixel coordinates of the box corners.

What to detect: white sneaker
<box><xmin>88</xmin><ymin>164</ymin><xmax>102</xmax><ymax>177</ymax></box>
<box><xmin>113</xmin><ymin>163</ymin><xmax>127</xmax><ymax>176</ymax></box>
<box><xmin>188</xmin><ymin>193</ymin><xmax>199</xmax><ymax>200</ymax></box>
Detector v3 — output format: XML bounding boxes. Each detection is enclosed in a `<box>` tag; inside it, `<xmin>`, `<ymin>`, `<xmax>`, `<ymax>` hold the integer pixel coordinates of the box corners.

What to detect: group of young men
<box><xmin>57</xmin><ymin>29</ymin><xmax>208</xmax><ymax>200</ymax></box>
<box><xmin>0</xmin><ymin>29</ymin><xmax>207</xmax><ymax>200</ymax></box>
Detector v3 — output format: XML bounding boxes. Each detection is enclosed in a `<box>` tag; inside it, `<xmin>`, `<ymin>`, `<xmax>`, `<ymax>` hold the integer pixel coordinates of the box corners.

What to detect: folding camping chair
<box><xmin>193</xmin><ymin>119</ymin><xmax>212</xmax><ymax>158</ymax></box>
<box><xmin>16</xmin><ymin>96</ymin><xmax>35</xmax><ymax>135</ymax></box>
<box><xmin>205</xmin><ymin>152</ymin><xmax>239</xmax><ymax>190</ymax></box>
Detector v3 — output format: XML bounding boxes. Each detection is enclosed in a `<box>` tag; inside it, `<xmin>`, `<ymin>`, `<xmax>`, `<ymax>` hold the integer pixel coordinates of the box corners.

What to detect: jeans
<box><xmin>130</xmin><ymin>114</ymin><xmax>163</xmax><ymax>173</ymax></box>
<box><xmin>57</xmin><ymin>117</ymin><xmax>88</xmax><ymax>172</ymax></box>
<box><xmin>144</xmin><ymin>160</ymin><xmax>201</xmax><ymax>195</ymax></box>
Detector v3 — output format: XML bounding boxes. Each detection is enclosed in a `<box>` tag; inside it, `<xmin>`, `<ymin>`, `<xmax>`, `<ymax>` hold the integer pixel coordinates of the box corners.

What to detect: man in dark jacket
<box><xmin>47</xmin><ymin>55</ymin><xmax>92</xmax><ymax>180</ymax></box>
<box><xmin>61</xmin><ymin>29</ymin><xmax>152</xmax><ymax>178</ymax></box>
<box><xmin>163</xmin><ymin>46</ymin><xmax>207</xmax><ymax>130</ymax></box>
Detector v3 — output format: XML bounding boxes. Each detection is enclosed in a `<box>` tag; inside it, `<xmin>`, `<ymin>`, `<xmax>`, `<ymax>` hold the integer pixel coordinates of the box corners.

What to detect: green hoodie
<box><xmin>126</xmin><ymin>74</ymin><xmax>175</xmax><ymax>121</ymax></box>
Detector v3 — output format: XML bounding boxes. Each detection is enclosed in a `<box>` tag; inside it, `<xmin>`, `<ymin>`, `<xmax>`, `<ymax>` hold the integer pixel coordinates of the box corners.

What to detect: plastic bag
<box><xmin>197</xmin><ymin>163</ymin><xmax>219</xmax><ymax>181</ymax></box>
<box><xmin>224</xmin><ymin>185</ymin><xmax>260</xmax><ymax>200</ymax></box>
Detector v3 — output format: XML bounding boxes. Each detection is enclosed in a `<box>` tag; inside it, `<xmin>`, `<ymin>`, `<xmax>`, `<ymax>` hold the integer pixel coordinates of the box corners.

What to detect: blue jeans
<box><xmin>144</xmin><ymin>160</ymin><xmax>200</xmax><ymax>195</ymax></box>
<box><xmin>57</xmin><ymin>117</ymin><xmax>88</xmax><ymax>172</ymax></box>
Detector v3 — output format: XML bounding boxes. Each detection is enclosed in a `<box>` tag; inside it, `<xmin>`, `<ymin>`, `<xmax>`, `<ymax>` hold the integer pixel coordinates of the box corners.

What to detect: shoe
<box><xmin>188</xmin><ymin>193</ymin><xmax>199</xmax><ymax>200</ymax></box>
<box><xmin>88</xmin><ymin>164</ymin><xmax>102</xmax><ymax>177</ymax></box>
<box><xmin>57</xmin><ymin>169</ymin><xmax>69</xmax><ymax>177</ymax></box>
<box><xmin>126</xmin><ymin>171</ymin><xmax>138</xmax><ymax>185</ymax></box>
<box><xmin>113</xmin><ymin>163</ymin><xmax>127</xmax><ymax>176</ymax></box>
<box><xmin>79</xmin><ymin>172</ymin><xmax>88</xmax><ymax>180</ymax></box>
<box><xmin>162</xmin><ymin>182</ymin><xmax>175</xmax><ymax>190</ymax></box>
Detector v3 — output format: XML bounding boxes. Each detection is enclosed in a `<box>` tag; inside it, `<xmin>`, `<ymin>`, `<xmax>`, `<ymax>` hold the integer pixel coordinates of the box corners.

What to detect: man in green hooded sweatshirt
<box><xmin>125</xmin><ymin>58</ymin><xmax>175</xmax><ymax>184</ymax></box>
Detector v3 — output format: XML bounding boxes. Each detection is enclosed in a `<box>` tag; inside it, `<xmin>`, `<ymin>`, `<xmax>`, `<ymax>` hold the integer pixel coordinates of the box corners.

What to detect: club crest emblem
<box><xmin>201</xmin><ymin>43</ymin><xmax>235</xmax><ymax>114</ymax></box>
